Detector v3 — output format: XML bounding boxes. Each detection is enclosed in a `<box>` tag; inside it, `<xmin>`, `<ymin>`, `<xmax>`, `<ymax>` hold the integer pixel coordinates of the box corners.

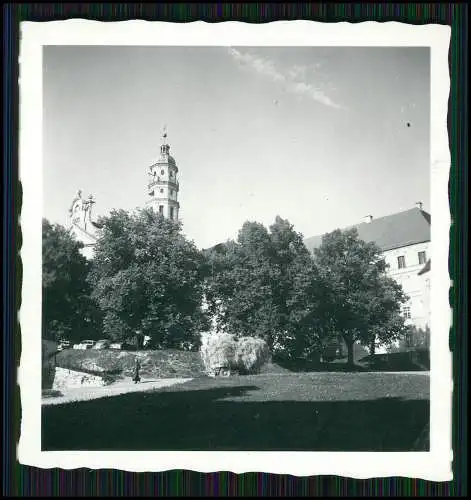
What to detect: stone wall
<box><xmin>53</xmin><ymin>367</ymin><xmax>107</xmax><ymax>391</ymax></box>
<box><xmin>42</xmin><ymin>339</ymin><xmax>57</xmax><ymax>390</ymax></box>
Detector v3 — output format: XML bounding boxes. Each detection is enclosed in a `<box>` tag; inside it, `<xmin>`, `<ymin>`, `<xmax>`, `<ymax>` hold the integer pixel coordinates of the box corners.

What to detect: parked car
<box><xmin>82</xmin><ymin>340</ymin><xmax>96</xmax><ymax>349</ymax></box>
<box><xmin>92</xmin><ymin>339</ymin><xmax>111</xmax><ymax>350</ymax></box>
<box><xmin>322</xmin><ymin>342</ymin><xmax>345</xmax><ymax>362</ymax></box>
<box><xmin>57</xmin><ymin>340</ymin><xmax>71</xmax><ymax>351</ymax></box>
<box><xmin>109</xmin><ymin>342</ymin><xmax>124</xmax><ymax>350</ymax></box>
<box><xmin>122</xmin><ymin>341</ymin><xmax>137</xmax><ymax>351</ymax></box>
<box><xmin>73</xmin><ymin>340</ymin><xmax>96</xmax><ymax>350</ymax></box>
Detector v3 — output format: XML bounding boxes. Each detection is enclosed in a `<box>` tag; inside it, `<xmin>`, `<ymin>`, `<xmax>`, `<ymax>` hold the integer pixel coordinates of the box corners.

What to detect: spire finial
<box><xmin>162</xmin><ymin>124</ymin><xmax>168</xmax><ymax>143</ymax></box>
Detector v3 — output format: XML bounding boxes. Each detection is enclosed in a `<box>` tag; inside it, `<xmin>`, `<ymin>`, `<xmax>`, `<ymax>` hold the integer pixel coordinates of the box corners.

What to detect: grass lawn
<box><xmin>42</xmin><ymin>371</ymin><xmax>429</xmax><ymax>452</ymax></box>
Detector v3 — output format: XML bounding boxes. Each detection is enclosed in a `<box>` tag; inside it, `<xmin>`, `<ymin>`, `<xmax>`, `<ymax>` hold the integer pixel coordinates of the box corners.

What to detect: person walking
<box><xmin>132</xmin><ymin>357</ymin><xmax>141</xmax><ymax>384</ymax></box>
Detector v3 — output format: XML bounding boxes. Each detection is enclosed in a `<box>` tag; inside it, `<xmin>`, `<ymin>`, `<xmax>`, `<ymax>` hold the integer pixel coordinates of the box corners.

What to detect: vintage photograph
<box><xmin>40</xmin><ymin>44</ymin><xmax>431</xmax><ymax>452</ymax></box>
<box><xmin>18</xmin><ymin>20</ymin><xmax>451</xmax><ymax>478</ymax></box>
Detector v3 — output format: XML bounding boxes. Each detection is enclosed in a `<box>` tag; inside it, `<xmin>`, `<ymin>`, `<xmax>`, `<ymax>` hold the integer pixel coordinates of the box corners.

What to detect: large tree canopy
<box><xmin>313</xmin><ymin>228</ymin><xmax>409</xmax><ymax>365</ymax></box>
<box><xmin>204</xmin><ymin>216</ymin><xmax>325</xmax><ymax>356</ymax></box>
<box><xmin>88</xmin><ymin>208</ymin><xmax>209</xmax><ymax>348</ymax></box>
<box><xmin>42</xmin><ymin>219</ymin><xmax>100</xmax><ymax>342</ymax></box>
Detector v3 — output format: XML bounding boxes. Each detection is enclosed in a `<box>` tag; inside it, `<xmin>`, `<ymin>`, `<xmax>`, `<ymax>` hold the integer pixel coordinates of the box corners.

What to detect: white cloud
<box><xmin>228</xmin><ymin>48</ymin><xmax>341</xmax><ymax>109</ymax></box>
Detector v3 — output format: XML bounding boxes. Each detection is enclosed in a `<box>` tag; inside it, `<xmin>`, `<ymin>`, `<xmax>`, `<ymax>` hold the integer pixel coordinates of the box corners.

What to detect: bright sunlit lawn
<box><xmin>42</xmin><ymin>371</ymin><xmax>429</xmax><ymax>452</ymax></box>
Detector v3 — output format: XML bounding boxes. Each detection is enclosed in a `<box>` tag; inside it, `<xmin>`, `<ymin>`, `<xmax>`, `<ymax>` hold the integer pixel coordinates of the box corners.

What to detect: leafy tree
<box><xmin>88</xmin><ymin>208</ymin><xmax>209</xmax><ymax>348</ymax></box>
<box><xmin>391</xmin><ymin>324</ymin><xmax>430</xmax><ymax>353</ymax></box>
<box><xmin>42</xmin><ymin>219</ymin><xmax>100</xmax><ymax>342</ymax></box>
<box><xmin>205</xmin><ymin>216</ymin><xmax>325</xmax><ymax>355</ymax></box>
<box><xmin>313</xmin><ymin>228</ymin><xmax>409</xmax><ymax>366</ymax></box>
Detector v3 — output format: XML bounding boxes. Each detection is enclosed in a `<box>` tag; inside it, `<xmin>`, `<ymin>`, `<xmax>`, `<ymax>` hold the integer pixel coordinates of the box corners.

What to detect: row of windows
<box><xmin>159</xmin><ymin>188</ymin><xmax>176</xmax><ymax>196</ymax></box>
<box><xmin>397</xmin><ymin>251</ymin><xmax>427</xmax><ymax>269</ymax></box>
<box><xmin>403</xmin><ymin>305</ymin><xmax>411</xmax><ymax>319</ymax></box>
<box><xmin>160</xmin><ymin>169</ymin><xmax>176</xmax><ymax>179</ymax></box>
<box><xmin>158</xmin><ymin>205</ymin><xmax>176</xmax><ymax>220</ymax></box>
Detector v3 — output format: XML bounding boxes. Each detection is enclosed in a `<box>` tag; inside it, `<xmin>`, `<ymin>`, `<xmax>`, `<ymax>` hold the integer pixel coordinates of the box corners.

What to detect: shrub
<box><xmin>235</xmin><ymin>336</ymin><xmax>270</xmax><ymax>374</ymax></box>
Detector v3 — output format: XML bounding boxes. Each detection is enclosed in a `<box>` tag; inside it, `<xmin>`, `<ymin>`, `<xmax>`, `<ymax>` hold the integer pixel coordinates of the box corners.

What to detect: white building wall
<box><xmin>70</xmin><ymin>225</ymin><xmax>97</xmax><ymax>260</ymax></box>
<box><xmin>383</xmin><ymin>241</ymin><xmax>430</xmax><ymax>329</ymax></box>
<box><xmin>419</xmin><ymin>270</ymin><xmax>431</xmax><ymax>330</ymax></box>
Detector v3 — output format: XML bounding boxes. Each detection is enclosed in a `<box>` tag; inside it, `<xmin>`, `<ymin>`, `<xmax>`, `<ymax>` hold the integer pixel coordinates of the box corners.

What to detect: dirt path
<box><xmin>42</xmin><ymin>377</ymin><xmax>193</xmax><ymax>406</ymax></box>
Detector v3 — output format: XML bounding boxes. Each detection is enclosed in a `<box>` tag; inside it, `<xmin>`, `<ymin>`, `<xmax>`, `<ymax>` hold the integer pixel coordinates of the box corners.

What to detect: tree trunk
<box><xmin>345</xmin><ymin>337</ymin><xmax>355</xmax><ymax>368</ymax></box>
<box><xmin>369</xmin><ymin>338</ymin><xmax>376</xmax><ymax>356</ymax></box>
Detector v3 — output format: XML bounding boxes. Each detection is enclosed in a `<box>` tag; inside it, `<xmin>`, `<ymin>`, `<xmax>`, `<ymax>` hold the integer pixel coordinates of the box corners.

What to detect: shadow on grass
<box><xmin>274</xmin><ymin>350</ymin><xmax>430</xmax><ymax>373</ymax></box>
<box><xmin>42</xmin><ymin>384</ymin><xmax>429</xmax><ymax>452</ymax></box>
<box><xmin>358</xmin><ymin>351</ymin><xmax>430</xmax><ymax>372</ymax></box>
<box><xmin>275</xmin><ymin>359</ymin><xmax>368</xmax><ymax>373</ymax></box>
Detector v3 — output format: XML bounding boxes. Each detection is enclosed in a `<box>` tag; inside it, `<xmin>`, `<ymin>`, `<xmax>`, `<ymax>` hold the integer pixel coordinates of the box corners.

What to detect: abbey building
<box><xmin>67</xmin><ymin>132</ymin><xmax>431</xmax><ymax>335</ymax></box>
<box><xmin>304</xmin><ymin>203</ymin><xmax>431</xmax><ymax>332</ymax></box>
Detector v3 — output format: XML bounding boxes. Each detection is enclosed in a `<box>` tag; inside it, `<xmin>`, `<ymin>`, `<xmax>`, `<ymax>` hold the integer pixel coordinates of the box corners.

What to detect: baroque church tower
<box><xmin>146</xmin><ymin>128</ymin><xmax>180</xmax><ymax>221</ymax></box>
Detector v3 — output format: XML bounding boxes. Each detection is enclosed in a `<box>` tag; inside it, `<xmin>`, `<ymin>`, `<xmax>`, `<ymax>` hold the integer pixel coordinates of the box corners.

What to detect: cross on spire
<box><xmin>160</xmin><ymin>124</ymin><xmax>170</xmax><ymax>156</ymax></box>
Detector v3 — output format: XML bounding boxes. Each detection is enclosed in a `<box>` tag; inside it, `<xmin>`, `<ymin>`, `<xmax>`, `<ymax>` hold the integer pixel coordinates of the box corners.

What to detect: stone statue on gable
<box><xmin>84</xmin><ymin>194</ymin><xmax>95</xmax><ymax>230</ymax></box>
<box><xmin>69</xmin><ymin>189</ymin><xmax>84</xmax><ymax>226</ymax></box>
<box><xmin>69</xmin><ymin>189</ymin><xmax>96</xmax><ymax>232</ymax></box>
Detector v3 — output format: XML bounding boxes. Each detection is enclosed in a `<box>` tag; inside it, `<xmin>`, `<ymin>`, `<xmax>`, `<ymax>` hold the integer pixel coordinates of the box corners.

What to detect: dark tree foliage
<box><xmin>204</xmin><ymin>216</ymin><xmax>325</xmax><ymax>356</ymax></box>
<box><xmin>88</xmin><ymin>208</ymin><xmax>209</xmax><ymax>348</ymax></box>
<box><xmin>42</xmin><ymin>219</ymin><xmax>101</xmax><ymax>342</ymax></box>
<box><xmin>314</xmin><ymin>228</ymin><xmax>409</xmax><ymax>366</ymax></box>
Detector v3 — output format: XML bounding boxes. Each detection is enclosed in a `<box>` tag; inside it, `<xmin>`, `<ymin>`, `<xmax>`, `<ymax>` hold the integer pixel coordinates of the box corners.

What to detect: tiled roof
<box><xmin>304</xmin><ymin>207</ymin><xmax>431</xmax><ymax>253</ymax></box>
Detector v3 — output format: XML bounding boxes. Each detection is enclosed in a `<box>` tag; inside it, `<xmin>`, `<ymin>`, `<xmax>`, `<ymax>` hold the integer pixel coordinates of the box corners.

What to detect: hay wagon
<box><xmin>208</xmin><ymin>365</ymin><xmax>239</xmax><ymax>377</ymax></box>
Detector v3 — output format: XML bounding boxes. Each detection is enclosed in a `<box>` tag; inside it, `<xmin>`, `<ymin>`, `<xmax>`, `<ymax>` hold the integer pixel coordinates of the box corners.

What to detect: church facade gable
<box><xmin>68</xmin><ymin>190</ymin><xmax>99</xmax><ymax>260</ymax></box>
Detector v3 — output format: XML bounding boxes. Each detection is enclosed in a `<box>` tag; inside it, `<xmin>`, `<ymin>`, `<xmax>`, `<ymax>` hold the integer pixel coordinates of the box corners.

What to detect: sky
<box><xmin>43</xmin><ymin>46</ymin><xmax>430</xmax><ymax>249</ymax></box>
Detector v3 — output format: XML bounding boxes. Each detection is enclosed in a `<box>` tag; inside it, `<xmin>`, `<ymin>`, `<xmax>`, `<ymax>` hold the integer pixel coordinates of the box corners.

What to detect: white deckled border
<box><xmin>18</xmin><ymin>20</ymin><xmax>452</xmax><ymax>480</ymax></box>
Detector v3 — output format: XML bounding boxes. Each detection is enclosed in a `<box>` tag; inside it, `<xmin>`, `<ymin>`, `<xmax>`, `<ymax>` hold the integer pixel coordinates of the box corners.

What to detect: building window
<box><xmin>170</xmin><ymin>207</ymin><xmax>175</xmax><ymax>220</ymax></box>
<box><xmin>397</xmin><ymin>256</ymin><xmax>406</xmax><ymax>269</ymax></box>
<box><xmin>403</xmin><ymin>305</ymin><xmax>411</xmax><ymax>319</ymax></box>
<box><xmin>159</xmin><ymin>205</ymin><xmax>164</xmax><ymax>215</ymax></box>
<box><xmin>170</xmin><ymin>189</ymin><xmax>174</xmax><ymax>197</ymax></box>
<box><xmin>160</xmin><ymin>188</ymin><xmax>164</xmax><ymax>194</ymax></box>
<box><xmin>161</xmin><ymin>169</ymin><xmax>165</xmax><ymax>176</ymax></box>
<box><xmin>425</xmin><ymin>278</ymin><xmax>431</xmax><ymax>289</ymax></box>
<box><xmin>418</xmin><ymin>251</ymin><xmax>427</xmax><ymax>265</ymax></box>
